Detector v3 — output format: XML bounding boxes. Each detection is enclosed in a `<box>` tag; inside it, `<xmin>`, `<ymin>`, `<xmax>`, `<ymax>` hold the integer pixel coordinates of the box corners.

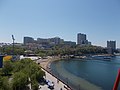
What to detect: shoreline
<box><xmin>38</xmin><ymin>56</ymin><xmax>108</xmax><ymax>90</ymax></box>
<box><xmin>39</xmin><ymin>56</ymin><xmax>61</xmax><ymax>70</ymax></box>
<box><xmin>51</xmin><ymin>60</ymin><xmax>103</xmax><ymax>90</ymax></box>
<box><xmin>38</xmin><ymin>56</ymin><xmax>72</xmax><ymax>90</ymax></box>
<box><xmin>41</xmin><ymin>66</ymin><xmax>72</xmax><ymax>90</ymax></box>
<box><xmin>38</xmin><ymin>56</ymin><xmax>95</xmax><ymax>90</ymax></box>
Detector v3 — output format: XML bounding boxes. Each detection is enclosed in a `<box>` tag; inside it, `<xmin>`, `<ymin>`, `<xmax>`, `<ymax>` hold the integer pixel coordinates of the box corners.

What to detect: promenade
<box><xmin>36</xmin><ymin>57</ymin><xmax>71</xmax><ymax>90</ymax></box>
<box><xmin>40</xmin><ymin>68</ymin><xmax>70</xmax><ymax>90</ymax></box>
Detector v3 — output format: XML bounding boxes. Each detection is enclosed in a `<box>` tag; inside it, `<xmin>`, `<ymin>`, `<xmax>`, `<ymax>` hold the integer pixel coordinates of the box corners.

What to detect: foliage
<box><xmin>38</xmin><ymin>52</ymin><xmax>46</xmax><ymax>58</ymax></box>
<box><xmin>31</xmin><ymin>80</ymin><xmax>39</xmax><ymax>90</ymax></box>
<box><xmin>38</xmin><ymin>45</ymin><xmax>108</xmax><ymax>56</ymax></box>
<box><xmin>12</xmin><ymin>72</ymin><xmax>28</xmax><ymax>90</ymax></box>
<box><xmin>0</xmin><ymin>58</ymin><xmax>45</xmax><ymax>90</ymax></box>
<box><xmin>0</xmin><ymin>76</ymin><xmax>11</xmax><ymax>90</ymax></box>
<box><xmin>2</xmin><ymin>61</ymin><xmax>13</xmax><ymax>75</ymax></box>
<box><xmin>0</xmin><ymin>44</ymin><xmax>108</xmax><ymax>56</ymax></box>
<box><xmin>0</xmin><ymin>45</ymin><xmax>24</xmax><ymax>55</ymax></box>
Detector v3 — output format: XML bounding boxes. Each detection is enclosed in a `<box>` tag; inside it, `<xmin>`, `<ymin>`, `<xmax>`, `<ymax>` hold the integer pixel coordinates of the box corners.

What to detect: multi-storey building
<box><xmin>64</xmin><ymin>41</ymin><xmax>76</xmax><ymax>46</ymax></box>
<box><xmin>24</xmin><ymin>37</ymin><xmax>34</xmax><ymax>45</ymax></box>
<box><xmin>107</xmin><ymin>41</ymin><xmax>116</xmax><ymax>50</ymax></box>
<box><xmin>77</xmin><ymin>33</ymin><xmax>91</xmax><ymax>45</ymax></box>
<box><xmin>107</xmin><ymin>41</ymin><xmax>116</xmax><ymax>54</ymax></box>
<box><xmin>50</xmin><ymin>37</ymin><xmax>62</xmax><ymax>45</ymax></box>
<box><xmin>37</xmin><ymin>38</ymin><xmax>49</xmax><ymax>44</ymax></box>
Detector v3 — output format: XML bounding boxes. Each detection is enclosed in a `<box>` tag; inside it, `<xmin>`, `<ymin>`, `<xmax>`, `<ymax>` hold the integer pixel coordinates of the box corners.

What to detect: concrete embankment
<box><xmin>37</xmin><ymin>56</ymin><xmax>72</xmax><ymax>90</ymax></box>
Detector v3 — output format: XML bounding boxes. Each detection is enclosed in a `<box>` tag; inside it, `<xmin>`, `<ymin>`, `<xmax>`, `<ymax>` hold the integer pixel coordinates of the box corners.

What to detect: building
<box><xmin>50</xmin><ymin>37</ymin><xmax>62</xmax><ymax>45</ymax></box>
<box><xmin>23</xmin><ymin>35</ymin><xmax>79</xmax><ymax>49</ymax></box>
<box><xmin>77</xmin><ymin>33</ymin><xmax>91</xmax><ymax>45</ymax></box>
<box><xmin>37</xmin><ymin>37</ymin><xmax>64</xmax><ymax>45</ymax></box>
<box><xmin>24</xmin><ymin>37</ymin><xmax>34</xmax><ymax>45</ymax></box>
<box><xmin>107</xmin><ymin>41</ymin><xmax>116</xmax><ymax>50</ymax></box>
<box><xmin>88</xmin><ymin>42</ymin><xmax>92</xmax><ymax>45</ymax></box>
<box><xmin>64</xmin><ymin>41</ymin><xmax>76</xmax><ymax>46</ymax></box>
<box><xmin>37</xmin><ymin>38</ymin><xmax>49</xmax><ymax>44</ymax></box>
<box><xmin>107</xmin><ymin>41</ymin><xmax>116</xmax><ymax>54</ymax></box>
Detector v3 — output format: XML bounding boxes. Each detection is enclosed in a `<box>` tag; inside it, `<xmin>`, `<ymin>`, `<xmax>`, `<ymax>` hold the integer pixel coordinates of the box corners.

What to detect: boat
<box><xmin>103</xmin><ymin>56</ymin><xmax>111</xmax><ymax>59</ymax></box>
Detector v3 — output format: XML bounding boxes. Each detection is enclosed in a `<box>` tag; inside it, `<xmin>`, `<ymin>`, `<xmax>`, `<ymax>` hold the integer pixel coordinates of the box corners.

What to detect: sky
<box><xmin>0</xmin><ymin>0</ymin><xmax>120</xmax><ymax>47</ymax></box>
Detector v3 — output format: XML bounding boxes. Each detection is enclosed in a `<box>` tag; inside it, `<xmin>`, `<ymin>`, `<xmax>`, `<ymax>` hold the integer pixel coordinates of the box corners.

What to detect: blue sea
<box><xmin>50</xmin><ymin>56</ymin><xmax>120</xmax><ymax>90</ymax></box>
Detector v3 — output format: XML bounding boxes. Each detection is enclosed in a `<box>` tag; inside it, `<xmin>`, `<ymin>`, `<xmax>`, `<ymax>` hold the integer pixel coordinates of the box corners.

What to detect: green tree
<box><xmin>2</xmin><ymin>46</ymin><xmax>24</xmax><ymax>55</ymax></box>
<box><xmin>38</xmin><ymin>52</ymin><xmax>46</xmax><ymax>58</ymax></box>
<box><xmin>31</xmin><ymin>81</ymin><xmax>39</xmax><ymax>90</ymax></box>
<box><xmin>12</xmin><ymin>72</ymin><xmax>28</xmax><ymax>90</ymax></box>
<box><xmin>2</xmin><ymin>61</ymin><xmax>13</xmax><ymax>75</ymax></box>
<box><xmin>0</xmin><ymin>77</ymin><xmax>11</xmax><ymax>90</ymax></box>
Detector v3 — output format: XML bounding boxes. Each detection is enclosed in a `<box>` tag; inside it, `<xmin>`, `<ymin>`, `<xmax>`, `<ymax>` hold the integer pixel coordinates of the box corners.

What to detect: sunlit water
<box><xmin>50</xmin><ymin>56</ymin><xmax>120</xmax><ymax>90</ymax></box>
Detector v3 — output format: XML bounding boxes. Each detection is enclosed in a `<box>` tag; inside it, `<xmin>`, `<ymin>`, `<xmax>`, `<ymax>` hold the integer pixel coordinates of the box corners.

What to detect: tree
<box><xmin>0</xmin><ymin>77</ymin><xmax>11</xmax><ymax>90</ymax></box>
<box><xmin>36</xmin><ymin>70</ymin><xmax>45</xmax><ymax>81</ymax></box>
<box><xmin>2</xmin><ymin>61</ymin><xmax>13</xmax><ymax>76</ymax></box>
<box><xmin>38</xmin><ymin>52</ymin><xmax>46</xmax><ymax>58</ymax></box>
<box><xmin>0</xmin><ymin>58</ymin><xmax>45</xmax><ymax>90</ymax></box>
<box><xmin>13</xmin><ymin>61</ymin><xmax>25</xmax><ymax>73</ymax></box>
<box><xmin>31</xmin><ymin>81</ymin><xmax>39</xmax><ymax>90</ymax></box>
<box><xmin>1</xmin><ymin>46</ymin><xmax>24</xmax><ymax>55</ymax></box>
<box><xmin>12</xmin><ymin>72</ymin><xmax>28</xmax><ymax>90</ymax></box>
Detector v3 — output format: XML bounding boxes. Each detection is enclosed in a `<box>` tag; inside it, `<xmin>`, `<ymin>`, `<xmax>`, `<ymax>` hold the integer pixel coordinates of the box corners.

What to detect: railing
<box><xmin>40</xmin><ymin>66</ymin><xmax>72</xmax><ymax>90</ymax></box>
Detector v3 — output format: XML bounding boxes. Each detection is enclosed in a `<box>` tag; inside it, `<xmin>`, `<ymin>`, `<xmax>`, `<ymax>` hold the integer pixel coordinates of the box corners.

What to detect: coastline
<box><xmin>38</xmin><ymin>56</ymin><xmax>94</xmax><ymax>90</ymax></box>
<box><xmin>38</xmin><ymin>56</ymin><xmax>72</xmax><ymax>90</ymax></box>
<box><xmin>38</xmin><ymin>56</ymin><xmax>106</xmax><ymax>90</ymax></box>
<box><xmin>50</xmin><ymin>59</ymin><xmax>103</xmax><ymax>90</ymax></box>
<box><xmin>39</xmin><ymin>56</ymin><xmax>61</xmax><ymax>70</ymax></box>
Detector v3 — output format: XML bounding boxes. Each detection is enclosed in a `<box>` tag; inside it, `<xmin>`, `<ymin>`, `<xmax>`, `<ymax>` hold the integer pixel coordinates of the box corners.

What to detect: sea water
<box><xmin>50</xmin><ymin>56</ymin><xmax>120</xmax><ymax>90</ymax></box>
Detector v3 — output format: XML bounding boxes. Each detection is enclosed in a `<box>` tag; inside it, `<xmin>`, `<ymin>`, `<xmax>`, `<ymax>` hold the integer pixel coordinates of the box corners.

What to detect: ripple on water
<box><xmin>51</xmin><ymin>60</ymin><xmax>103</xmax><ymax>90</ymax></box>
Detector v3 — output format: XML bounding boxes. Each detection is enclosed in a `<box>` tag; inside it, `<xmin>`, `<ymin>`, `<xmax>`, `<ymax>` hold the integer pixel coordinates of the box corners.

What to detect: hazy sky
<box><xmin>0</xmin><ymin>0</ymin><xmax>120</xmax><ymax>47</ymax></box>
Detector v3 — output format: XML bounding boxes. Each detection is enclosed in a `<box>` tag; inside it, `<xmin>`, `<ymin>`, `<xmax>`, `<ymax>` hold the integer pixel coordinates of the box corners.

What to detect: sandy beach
<box><xmin>36</xmin><ymin>56</ymin><xmax>59</xmax><ymax>69</ymax></box>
